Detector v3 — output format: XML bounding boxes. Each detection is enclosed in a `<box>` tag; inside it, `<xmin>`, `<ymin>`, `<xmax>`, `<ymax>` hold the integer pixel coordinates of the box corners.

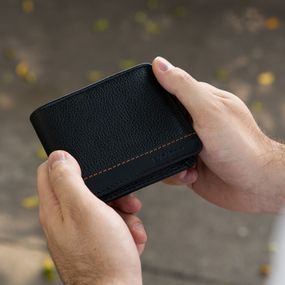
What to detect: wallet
<box><xmin>30</xmin><ymin>63</ymin><xmax>202</xmax><ymax>202</ymax></box>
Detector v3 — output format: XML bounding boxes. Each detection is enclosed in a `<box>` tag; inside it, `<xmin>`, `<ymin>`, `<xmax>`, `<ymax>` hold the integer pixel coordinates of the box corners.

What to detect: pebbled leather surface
<box><xmin>30</xmin><ymin>63</ymin><xmax>202</xmax><ymax>202</ymax></box>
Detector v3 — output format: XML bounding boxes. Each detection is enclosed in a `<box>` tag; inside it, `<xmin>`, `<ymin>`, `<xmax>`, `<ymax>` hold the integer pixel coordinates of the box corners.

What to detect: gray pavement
<box><xmin>1</xmin><ymin>0</ymin><xmax>285</xmax><ymax>284</ymax></box>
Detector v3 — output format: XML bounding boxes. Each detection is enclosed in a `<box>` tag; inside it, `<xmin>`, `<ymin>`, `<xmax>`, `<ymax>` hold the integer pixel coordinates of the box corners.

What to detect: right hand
<box><xmin>37</xmin><ymin>151</ymin><xmax>145</xmax><ymax>285</ymax></box>
<box><xmin>153</xmin><ymin>57</ymin><xmax>285</xmax><ymax>213</ymax></box>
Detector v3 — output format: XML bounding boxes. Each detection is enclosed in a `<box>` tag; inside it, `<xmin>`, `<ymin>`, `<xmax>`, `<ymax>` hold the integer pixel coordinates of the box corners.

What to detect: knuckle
<box><xmin>134</xmin><ymin>217</ymin><xmax>143</xmax><ymax>227</ymax></box>
<box><xmin>168</xmin><ymin>67</ymin><xmax>196</xmax><ymax>96</ymax></box>
<box><xmin>173</xmin><ymin>68</ymin><xmax>193</xmax><ymax>84</ymax></box>
<box><xmin>220</xmin><ymin>92</ymin><xmax>247</xmax><ymax>112</ymax></box>
<box><xmin>119</xmin><ymin>212</ymin><xmax>138</xmax><ymax>226</ymax></box>
<box><xmin>129</xmin><ymin>215</ymin><xmax>141</xmax><ymax>226</ymax></box>
<box><xmin>68</xmin><ymin>208</ymin><xmax>82</xmax><ymax>223</ymax></box>
<box><xmin>67</xmin><ymin>202</ymin><xmax>87</xmax><ymax>223</ymax></box>
<box><xmin>193</xmin><ymin>99</ymin><xmax>222</xmax><ymax>129</ymax></box>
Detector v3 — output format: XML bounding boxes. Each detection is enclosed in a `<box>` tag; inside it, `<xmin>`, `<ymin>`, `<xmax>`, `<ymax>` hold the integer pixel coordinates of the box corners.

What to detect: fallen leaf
<box><xmin>15</xmin><ymin>62</ymin><xmax>29</xmax><ymax>78</ymax></box>
<box><xmin>42</xmin><ymin>256</ymin><xmax>57</xmax><ymax>282</ymax></box>
<box><xmin>24</xmin><ymin>71</ymin><xmax>37</xmax><ymax>83</ymax></box>
<box><xmin>134</xmin><ymin>12</ymin><xmax>160</xmax><ymax>35</ymax></box>
<box><xmin>119</xmin><ymin>59</ymin><xmax>137</xmax><ymax>69</ymax></box>
<box><xmin>215</xmin><ymin>68</ymin><xmax>228</xmax><ymax>81</ymax></box>
<box><xmin>259</xmin><ymin>263</ymin><xmax>271</xmax><ymax>277</ymax></box>
<box><xmin>21</xmin><ymin>195</ymin><xmax>39</xmax><ymax>209</ymax></box>
<box><xmin>265</xmin><ymin>17</ymin><xmax>280</xmax><ymax>30</ymax></box>
<box><xmin>15</xmin><ymin>62</ymin><xmax>37</xmax><ymax>83</ymax></box>
<box><xmin>36</xmin><ymin>146</ymin><xmax>47</xmax><ymax>160</ymax></box>
<box><xmin>145</xmin><ymin>20</ymin><xmax>160</xmax><ymax>34</ymax></box>
<box><xmin>257</xmin><ymin>71</ymin><xmax>275</xmax><ymax>86</ymax></box>
<box><xmin>92</xmin><ymin>18</ymin><xmax>109</xmax><ymax>32</ymax></box>
<box><xmin>87</xmin><ymin>70</ymin><xmax>103</xmax><ymax>82</ymax></box>
<box><xmin>22</xmin><ymin>0</ymin><xmax>34</xmax><ymax>14</ymax></box>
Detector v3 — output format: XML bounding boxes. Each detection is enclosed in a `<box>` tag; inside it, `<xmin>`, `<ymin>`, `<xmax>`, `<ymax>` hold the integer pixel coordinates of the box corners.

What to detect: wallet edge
<box><xmin>30</xmin><ymin>63</ymin><xmax>152</xmax><ymax>122</ymax></box>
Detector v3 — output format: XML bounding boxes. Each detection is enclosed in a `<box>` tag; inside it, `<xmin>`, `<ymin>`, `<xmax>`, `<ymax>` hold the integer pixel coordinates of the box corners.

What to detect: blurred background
<box><xmin>0</xmin><ymin>0</ymin><xmax>285</xmax><ymax>284</ymax></box>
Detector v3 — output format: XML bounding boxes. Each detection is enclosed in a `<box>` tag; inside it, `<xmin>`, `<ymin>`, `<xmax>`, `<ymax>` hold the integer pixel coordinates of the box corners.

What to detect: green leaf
<box><xmin>92</xmin><ymin>18</ymin><xmax>110</xmax><ymax>32</ymax></box>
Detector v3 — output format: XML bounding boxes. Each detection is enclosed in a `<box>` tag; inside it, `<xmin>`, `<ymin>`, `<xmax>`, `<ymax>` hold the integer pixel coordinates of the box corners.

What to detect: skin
<box><xmin>154</xmin><ymin>57</ymin><xmax>285</xmax><ymax>213</ymax></box>
<box><xmin>38</xmin><ymin>151</ymin><xmax>146</xmax><ymax>285</ymax></box>
<box><xmin>37</xmin><ymin>56</ymin><xmax>285</xmax><ymax>284</ymax></box>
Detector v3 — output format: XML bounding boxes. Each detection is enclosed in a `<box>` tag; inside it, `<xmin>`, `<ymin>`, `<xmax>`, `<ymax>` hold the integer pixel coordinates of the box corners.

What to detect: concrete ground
<box><xmin>1</xmin><ymin>0</ymin><xmax>285</xmax><ymax>284</ymax></box>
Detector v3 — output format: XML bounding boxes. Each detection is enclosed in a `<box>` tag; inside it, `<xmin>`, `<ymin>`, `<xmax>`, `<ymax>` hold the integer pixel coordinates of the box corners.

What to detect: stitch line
<box><xmin>98</xmin><ymin>153</ymin><xmax>196</xmax><ymax>194</ymax></box>
<box><xmin>101</xmin><ymin>162</ymin><xmax>189</xmax><ymax>202</ymax></box>
<box><xmin>83</xmin><ymin>132</ymin><xmax>195</xmax><ymax>181</ymax></box>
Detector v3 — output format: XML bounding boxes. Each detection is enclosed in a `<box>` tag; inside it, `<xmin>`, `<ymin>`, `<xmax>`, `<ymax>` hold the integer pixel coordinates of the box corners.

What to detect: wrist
<box><xmin>259</xmin><ymin>138</ymin><xmax>285</xmax><ymax>213</ymax></box>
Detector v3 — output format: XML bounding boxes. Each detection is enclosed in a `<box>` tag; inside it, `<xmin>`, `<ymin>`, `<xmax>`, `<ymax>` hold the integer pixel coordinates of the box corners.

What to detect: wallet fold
<box><xmin>30</xmin><ymin>63</ymin><xmax>202</xmax><ymax>202</ymax></box>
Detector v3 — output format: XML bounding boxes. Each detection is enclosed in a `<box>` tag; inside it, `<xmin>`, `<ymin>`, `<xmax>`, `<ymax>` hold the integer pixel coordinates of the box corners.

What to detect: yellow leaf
<box><xmin>24</xmin><ymin>71</ymin><xmax>37</xmax><ymax>83</ymax></box>
<box><xmin>119</xmin><ymin>59</ymin><xmax>137</xmax><ymax>70</ymax></box>
<box><xmin>22</xmin><ymin>0</ymin><xmax>34</xmax><ymax>14</ymax></box>
<box><xmin>145</xmin><ymin>20</ymin><xmax>160</xmax><ymax>34</ymax></box>
<box><xmin>36</xmin><ymin>146</ymin><xmax>47</xmax><ymax>160</ymax></box>
<box><xmin>259</xmin><ymin>263</ymin><xmax>271</xmax><ymax>277</ymax></box>
<box><xmin>15</xmin><ymin>62</ymin><xmax>36</xmax><ymax>83</ymax></box>
<box><xmin>257</xmin><ymin>72</ymin><xmax>275</xmax><ymax>86</ymax></box>
<box><xmin>16</xmin><ymin>62</ymin><xmax>29</xmax><ymax>78</ymax></box>
<box><xmin>21</xmin><ymin>196</ymin><xmax>39</xmax><ymax>209</ymax></box>
<box><xmin>265</xmin><ymin>17</ymin><xmax>280</xmax><ymax>30</ymax></box>
<box><xmin>43</xmin><ymin>257</ymin><xmax>54</xmax><ymax>270</ymax></box>
<box><xmin>87</xmin><ymin>70</ymin><xmax>103</xmax><ymax>82</ymax></box>
<box><xmin>42</xmin><ymin>256</ymin><xmax>57</xmax><ymax>282</ymax></box>
<box><xmin>93</xmin><ymin>18</ymin><xmax>109</xmax><ymax>32</ymax></box>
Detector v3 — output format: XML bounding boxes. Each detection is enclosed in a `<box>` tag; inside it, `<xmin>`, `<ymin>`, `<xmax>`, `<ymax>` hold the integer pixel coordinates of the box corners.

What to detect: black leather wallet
<box><xmin>30</xmin><ymin>63</ymin><xmax>202</xmax><ymax>202</ymax></box>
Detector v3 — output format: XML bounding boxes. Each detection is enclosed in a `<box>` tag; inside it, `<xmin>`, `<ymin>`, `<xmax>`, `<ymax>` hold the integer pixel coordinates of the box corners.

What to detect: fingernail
<box><xmin>156</xmin><ymin>56</ymin><xmax>174</xmax><ymax>72</ymax></box>
<box><xmin>48</xmin><ymin>151</ymin><xmax>65</xmax><ymax>170</ymax></box>
<box><xmin>133</xmin><ymin>222</ymin><xmax>144</xmax><ymax>232</ymax></box>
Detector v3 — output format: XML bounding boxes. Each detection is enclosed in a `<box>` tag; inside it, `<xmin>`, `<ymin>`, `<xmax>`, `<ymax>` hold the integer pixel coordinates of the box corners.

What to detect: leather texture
<box><xmin>30</xmin><ymin>63</ymin><xmax>202</xmax><ymax>202</ymax></box>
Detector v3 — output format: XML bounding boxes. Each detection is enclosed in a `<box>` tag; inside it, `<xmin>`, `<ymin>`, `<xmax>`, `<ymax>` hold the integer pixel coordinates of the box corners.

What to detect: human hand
<box><xmin>37</xmin><ymin>150</ymin><xmax>147</xmax><ymax>285</ymax></box>
<box><xmin>153</xmin><ymin>56</ymin><xmax>285</xmax><ymax>213</ymax></box>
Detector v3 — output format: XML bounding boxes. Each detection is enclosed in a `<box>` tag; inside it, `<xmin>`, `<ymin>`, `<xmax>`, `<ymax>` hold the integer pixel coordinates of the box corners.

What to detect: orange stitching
<box><xmin>83</xmin><ymin>132</ymin><xmax>195</xmax><ymax>181</ymax></box>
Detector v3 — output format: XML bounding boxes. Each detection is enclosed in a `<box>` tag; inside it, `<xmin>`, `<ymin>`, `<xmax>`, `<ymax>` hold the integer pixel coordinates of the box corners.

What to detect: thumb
<box><xmin>152</xmin><ymin>56</ymin><xmax>215</xmax><ymax>124</ymax></box>
<box><xmin>48</xmin><ymin>150</ymin><xmax>100</xmax><ymax>209</ymax></box>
